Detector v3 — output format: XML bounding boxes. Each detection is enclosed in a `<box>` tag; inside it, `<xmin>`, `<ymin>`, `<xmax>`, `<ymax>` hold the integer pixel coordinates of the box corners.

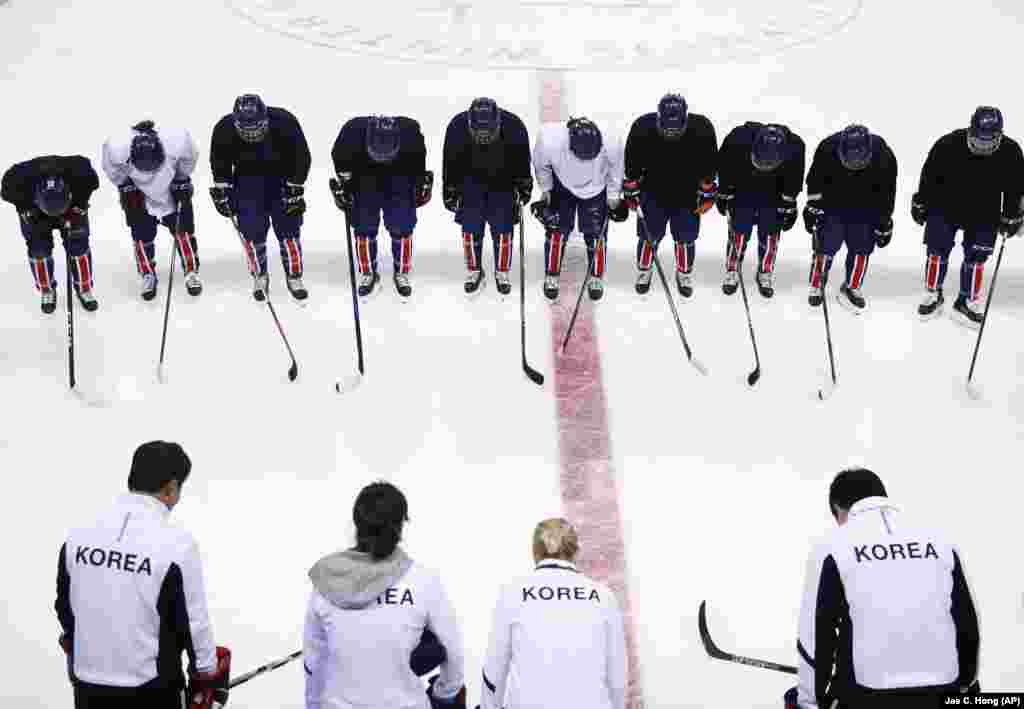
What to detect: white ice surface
<box><xmin>1</xmin><ymin>1</ymin><xmax>1022</xmax><ymax>708</ymax></box>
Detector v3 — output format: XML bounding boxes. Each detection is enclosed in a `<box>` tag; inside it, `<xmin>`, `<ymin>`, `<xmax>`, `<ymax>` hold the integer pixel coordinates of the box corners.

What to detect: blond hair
<box><xmin>532</xmin><ymin>518</ymin><xmax>579</xmax><ymax>562</ymax></box>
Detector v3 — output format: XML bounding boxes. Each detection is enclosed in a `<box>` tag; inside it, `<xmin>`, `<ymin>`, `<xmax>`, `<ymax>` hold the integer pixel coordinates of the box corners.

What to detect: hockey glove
<box><xmin>282</xmin><ymin>182</ymin><xmax>306</xmax><ymax>217</ymax></box>
<box><xmin>715</xmin><ymin>189</ymin><xmax>735</xmax><ymax>217</ymax></box>
<box><xmin>874</xmin><ymin>215</ymin><xmax>893</xmax><ymax>247</ymax></box>
<box><xmin>694</xmin><ymin>179</ymin><xmax>718</xmax><ymax>216</ymax></box>
<box><xmin>426</xmin><ymin>676</ymin><xmax>467</xmax><ymax>709</ymax></box>
<box><xmin>608</xmin><ymin>197</ymin><xmax>629</xmax><ymax>223</ymax></box>
<box><xmin>530</xmin><ymin>199</ymin><xmax>559</xmax><ymax>230</ymax></box>
<box><xmin>65</xmin><ymin>206</ymin><xmax>89</xmax><ymax>239</ymax></box>
<box><xmin>999</xmin><ymin>212</ymin><xmax>1022</xmax><ymax>237</ymax></box>
<box><xmin>514</xmin><ymin>176</ymin><xmax>533</xmax><ymax>205</ymax></box>
<box><xmin>778</xmin><ymin>194</ymin><xmax>798</xmax><ymax>231</ymax></box>
<box><xmin>803</xmin><ymin>199</ymin><xmax>824</xmax><ymax>236</ymax></box>
<box><xmin>330</xmin><ymin>173</ymin><xmax>354</xmax><ymax>212</ymax></box>
<box><xmin>119</xmin><ymin>180</ymin><xmax>146</xmax><ymax>216</ymax></box>
<box><xmin>58</xmin><ymin>633</ymin><xmax>71</xmax><ymax>655</ymax></box>
<box><xmin>18</xmin><ymin>206</ymin><xmax>43</xmax><ymax>228</ymax></box>
<box><xmin>188</xmin><ymin>646</ymin><xmax>231</xmax><ymax>709</ymax></box>
<box><xmin>910</xmin><ymin>193</ymin><xmax>928</xmax><ymax>227</ymax></box>
<box><xmin>170</xmin><ymin>177</ymin><xmax>194</xmax><ymax>207</ymax></box>
<box><xmin>442</xmin><ymin>184</ymin><xmax>462</xmax><ymax>213</ymax></box>
<box><xmin>416</xmin><ymin>170</ymin><xmax>434</xmax><ymax>208</ymax></box>
<box><xmin>622</xmin><ymin>177</ymin><xmax>642</xmax><ymax>211</ymax></box>
<box><xmin>209</xmin><ymin>184</ymin><xmax>236</xmax><ymax>219</ymax></box>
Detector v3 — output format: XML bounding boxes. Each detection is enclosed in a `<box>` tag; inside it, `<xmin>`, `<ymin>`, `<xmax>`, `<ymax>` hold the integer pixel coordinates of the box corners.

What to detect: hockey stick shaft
<box><xmin>64</xmin><ymin>238</ymin><xmax>75</xmax><ymax>389</ymax></box>
<box><xmin>343</xmin><ymin>209</ymin><xmax>365</xmax><ymax>375</ymax></box>
<box><xmin>232</xmin><ymin>218</ymin><xmax>299</xmax><ymax>381</ymax></box>
<box><xmin>967</xmin><ymin>234</ymin><xmax>1007</xmax><ymax>384</ymax></box>
<box><xmin>228</xmin><ymin>649</ymin><xmax>302</xmax><ymax>689</ymax></box>
<box><xmin>815</xmin><ymin>246</ymin><xmax>837</xmax><ymax>387</ymax></box>
<box><xmin>730</xmin><ymin>219</ymin><xmax>761</xmax><ymax>384</ymax></box>
<box><xmin>697</xmin><ymin>601</ymin><xmax>797</xmax><ymax>675</ymax></box>
<box><xmin>561</xmin><ymin>217</ymin><xmax>607</xmax><ymax>353</ymax></box>
<box><xmin>518</xmin><ymin>201</ymin><xmax>544</xmax><ymax>384</ymax></box>
<box><xmin>158</xmin><ymin>201</ymin><xmax>181</xmax><ymax>375</ymax></box>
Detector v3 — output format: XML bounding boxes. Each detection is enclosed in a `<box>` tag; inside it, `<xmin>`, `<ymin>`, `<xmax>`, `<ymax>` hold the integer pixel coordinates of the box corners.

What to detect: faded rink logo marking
<box><xmin>226</xmin><ymin>0</ymin><xmax>863</xmax><ymax>71</ymax></box>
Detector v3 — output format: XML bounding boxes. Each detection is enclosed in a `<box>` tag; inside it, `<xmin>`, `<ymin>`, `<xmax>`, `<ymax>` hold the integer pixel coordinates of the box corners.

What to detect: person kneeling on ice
<box><xmin>209</xmin><ymin>94</ymin><xmax>312</xmax><ymax>302</ymax></box>
<box><xmin>479</xmin><ymin>518</ymin><xmax>626</xmax><ymax>709</ymax></box>
<box><xmin>303</xmin><ymin>481</ymin><xmax>466</xmax><ymax>709</ymax></box>
<box><xmin>804</xmin><ymin>125</ymin><xmax>897</xmax><ymax>313</ymax></box>
<box><xmin>442</xmin><ymin>97</ymin><xmax>533</xmax><ymax>297</ymax></box>
<box><xmin>330</xmin><ymin>116</ymin><xmax>432</xmax><ymax>300</ymax></box>
<box><xmin>1</xmin><ymin>155</ymin><xmax>100</xmax><ymax>313</ymax></box>
<box><xmin>911</xmin><ymin>106</ymin><xmax>1024</xmax><ymax>326</ymax></box>
<box><xmin>786</xmin><ymin>468</ymin><xmax>980</xmax><ymax>709</ymax></box>
<box><xmin>531</xmin><ymin>116</ymin><xmax>626</xmax><ymax>302</ymax></box>
<box><xmin>103</xmin><ymin>120</ymin><xmax>203</xmax><ymax>301</ymax></box>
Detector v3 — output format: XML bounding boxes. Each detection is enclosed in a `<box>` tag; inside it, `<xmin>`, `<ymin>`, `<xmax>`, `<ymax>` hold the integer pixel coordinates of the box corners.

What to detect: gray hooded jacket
<box><xmin>308</xmin><ymin>547</ymin><xmax>414</xmax><ymax>610</ymax></box>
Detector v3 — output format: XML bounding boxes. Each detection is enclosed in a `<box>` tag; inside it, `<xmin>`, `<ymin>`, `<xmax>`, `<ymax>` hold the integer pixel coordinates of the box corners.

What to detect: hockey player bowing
<box><xmin>787</xmin><ymin>468</ymin><xmax>980</xmax><ymax>709</ymax></box>
<box><xmin>330</xmin><ymin>115</ymin><xmax>432</xmax><ymax>300</ymax></box>
<box><xmin>716</xmin><ymin>123</ymin><xmax>805</xmax><ymax>298</ymax></box>
<box><xmin>1</xmin><ymin>155</ymin><xmax>100</xmax><ymax>313</ymax></box>
<box><xmin>442</xmin><ymin>97</ymin><xmax>532</xmax><ymax>296</ymax></box>
<box><xmin>912</xmin><ymin>106</ymin><xmax>1024</xmax><ymax>326</ymax></box>
<box><xmin>479</xmin><ymin>518</ymin><xmax>626</xmax><ymax>709</ymax></box>
<box><xmin>303</xmin><ymin>481</ymin><xmax>466</xmax><ymax>709</ymax></box>
<box><xmin>804</xmin><ymin>125</ymin><xmax>897</xmax><ymax>313</ymax></box>
<box><xmin>55</xmin><ymin>441</ymin><xmax>231</xmax><ymax>708</ymax></box>
<box><xmin>209</xmin><ymin>94</ymin><xmax>312</xmax><ymax>302</ymax></box>
<box><xmin>531</xmin><ymin>116</ymin><xmax>626</xmax><ymax>302</ymax></box>
<box><xmin>102</xmin><ymin>121</ymin><xmax>202</xmax><ymax>301</ymax></box>
<box><xmin>623</xmin><ymin>94</ymin><xmax>718</xmax><ymax>298</ymax></box>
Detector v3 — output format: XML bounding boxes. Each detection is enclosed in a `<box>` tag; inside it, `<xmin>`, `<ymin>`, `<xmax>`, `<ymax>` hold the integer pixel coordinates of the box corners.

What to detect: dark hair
<box><xmin>128</xmin><ymin>441</ymin><xmax>192</xmax><ymax>493</ymax></box>
<box><xmin>353</xmin><ymin>481</ymin><xmax>408</xmax><ymax>560</ymax></box>
<box><xmin>829</xmin><ymin>467</ymin><xmax>886</xmax><ymax>517</ymax></box>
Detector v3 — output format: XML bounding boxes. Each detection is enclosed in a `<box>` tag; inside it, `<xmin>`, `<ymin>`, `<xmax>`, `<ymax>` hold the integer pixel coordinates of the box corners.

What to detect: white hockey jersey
<box><xmin>303</xmin><ymin>548</ymin><xmax>464</xmax><ymax>709</ymax></box>
<box><xmin>55</xmin><ymin>493</ymin><xmax>217</xmax><ymax>688</ymax></box>
<box><xmin>533</xmin><ymin>123</ymin><xmax>624</xmax><ymax>201</ymax></box>
<box><xmin>102</xmin><ymin>125</ymin><xmax>198</xmax><ymax>219</ymax></box>
<box><xmin>480</xmin><ymin>559</ymin><xmax>626</xmax><ymax>709</ymax></box>
<box><xmin>797</xmin><ymin>497</ymin><xmax>979</xmax><ymax>707</ymax></box>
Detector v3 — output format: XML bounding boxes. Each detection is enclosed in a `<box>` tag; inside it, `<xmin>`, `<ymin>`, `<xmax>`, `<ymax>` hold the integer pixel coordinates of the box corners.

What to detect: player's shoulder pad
<box><xmin>500</xmin><ymin>109</ymin><xmax>529</xmax><ymax>139</ymax></box>
<box><xmin>631</xmin><ymin>112</ymin><xmax>658</xmax><ymax>130</ymax></box>
<box><xmin>688</xmin><ymin>112</ymin><xmax>715</xmax><ymax>131</ymax></box>
<box><xmin>447</xmin><ymin>111</ymin><xmax>469</xmax><ymax>132</ymax></box>
<box><xmin>398</xmin><ymin>116</ymin><xmax>423</xmax><ymax>132</ymax></box>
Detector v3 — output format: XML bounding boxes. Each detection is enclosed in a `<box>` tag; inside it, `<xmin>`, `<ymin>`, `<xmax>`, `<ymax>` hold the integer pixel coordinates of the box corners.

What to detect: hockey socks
<box><xmin>175</xmin><ymin>232</ymin><xmax>200</xmax><ymax>274</ymax></box>
<box><xmin>134</xmin><ymin>239</ymin><xmax>157</xmax><ymax>276</ymax></box>
<box><xmin>243</xmin><ymin>239</ymin><xmax>269</xmax><ymax>276</ymax></box>
<box><xmin>960</xmin><ymin>259</ymin><xmax>985</xmax><ymax>300</ymax></box>
<box><xmin>29</xmin><ymin>255</ymin><xmax>55</xmax><ymax>292</ymax></box>
<box><xmin>584</xmin><ymin>234</ymin><xmax>607</xmax><ymax>277</ymax></box>
<box><xmin>675</xmin><ymin>241</ymin><xmax>695</xmax><ymax>274</ymax></box>
<box><xmin>544</xmin><ymin>230</ymin><xmax>565</xmax><ymax>275</ymax></box>
<box><xmin>845</xmin><ymin>252</ymin><xmax>869</xmax><ymax>289</ymax></box>
<box><xmin>808</xmin><ymin>253</ymin><xmax>833</xmax><ymax>289</ymax></box>
<box><xmin>279</xmin><ymin>237</ymin><xmax>302</xmax><ymax>278</ymax></box>
<box><xmin>392</xmin><ymin>234</ymin><xmax>412</xmax><ymax>274</ymax></box>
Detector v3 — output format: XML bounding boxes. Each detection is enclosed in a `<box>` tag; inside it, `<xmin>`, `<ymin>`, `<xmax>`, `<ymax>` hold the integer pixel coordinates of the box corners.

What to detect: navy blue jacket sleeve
<box><xmin>274</xmin><ymin>108</ymin><xmax>311</xmax><ymax>184</ymax></box>
<box><xmin>717</xmin><ymin>125</ymin><xmax>749</xmax><ymax>192</ymax></box>
<box><xmin>1000</xmin><ymin>138</ymin><xmax>1024</xmax><ymax>218</ymax></box>
<box><xmin>950</xmin><ymin>551</ymin><xmax>980</xmax><ymax>687</ymax></box>
<box><xmin>623</xmin><ymin>115</ymin><xmax>649</xmax><ymax>182</ymax></box>
<box><xmin>65</xmin><ymin>156</ymin><xmax>100</xmax><ymax>208</ymax></box>
<box><xmin>2</xmin><ymin>161</ymin><xmax>35</xmax><ymax>209</ymax></box>
<box><xmin>782</xmin><ymin>133</ymin><xmax>806</xmax><ymax>198</ymax></box>
<box><xmin>442</xmin><ymin>113</ymin><xmax>468</xmax><ymax>189</ymax></box>
<box><xmin>814</xmin><ymin>554</ymin><xmax>847</xmax><ymax>706</ymax></box>
<box><xmin>55</xmin><ymin>543</ymin><xmax>74</xmax><ymax>637</ymax></box>
<box><xmin>504</xmin><ymin>112</ymin><xmax>531</xmax><ymax>182</ymax></box>
<box><xmin>402</xmin><ymin>118</ymin><xmax>427</xmax><ymax>176</ymax></box>
<box><xmin>331</xmin><ymin>117</ymin><xmax>367</xmax><ymax>176</ymax></box>
<box><xmin>695</xmin><ymin>115</ymin><xmax>719</xmax><ymax>184</ymax></box>
<box><xmin>876</xmin><ymin>138</ymin><xmax>898</xmax><ymax>218</ymax></box>
<box><xmin>210</xmin><ymin>116</ymin><xmax>237</xmax><ymax>184</ymax></box>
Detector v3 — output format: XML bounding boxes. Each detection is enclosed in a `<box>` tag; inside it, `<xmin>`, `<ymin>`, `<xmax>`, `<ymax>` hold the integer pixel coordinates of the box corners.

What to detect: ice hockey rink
<box><xmin>1</xmin><ymin>1</ymin><xmax>1022</xmax><ymax>707</ymax></box>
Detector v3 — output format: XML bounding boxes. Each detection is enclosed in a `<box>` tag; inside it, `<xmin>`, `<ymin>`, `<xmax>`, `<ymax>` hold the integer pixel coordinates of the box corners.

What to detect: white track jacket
<box><xmin>303</xmin><ymin>548</ymin><xmax>464</xmax><ymax>709</ymax></box>
<box><xmin>55</xmin><ymin>493</ymin><xmax>217</xmax><ymax>688</ymax></box>
<box><xmin>102</xmin><ymin>125</ymin><xmax>198</xmax><ymax>219</ymax></box>
<box><xmin>480</xmin><ymin>559</ymin><xmax>626</xmax><ymax>709</ymax></box>
<box><xmin>797</xmin><ymin>497</ymin><xmax>980</xmax><ymax>707</ymax></box>
<box><xmin>533</xmin><ymin>123</ymin><xmax>624</xmax><ymax>201</ymax></box>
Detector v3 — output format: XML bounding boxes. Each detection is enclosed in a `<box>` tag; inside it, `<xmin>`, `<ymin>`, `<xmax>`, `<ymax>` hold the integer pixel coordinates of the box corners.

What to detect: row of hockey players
<box><xmin>3</xmin><ymin>93</ymin><xmax>1021</xmax><ymax>327</ymax></box>
<box><xmin>55</xmin><ymin>445</ymin><xmax>980</xmax><ymax>709</ymax></box>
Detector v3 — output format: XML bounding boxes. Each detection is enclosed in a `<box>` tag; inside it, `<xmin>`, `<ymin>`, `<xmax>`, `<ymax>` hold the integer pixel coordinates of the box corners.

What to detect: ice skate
<box><xmin>495</xmin><ymin>271</ymin><xmax>511</xmax><ymax>296</ymax></box>
<box><xmin>41</xmin><ymin>288</ymin><xmax>56</xmax><ymax>315</ymax></box>
<box><xmin>141</xmin><ymin>273</ymin><xmax>158</xmax><ymax>302</ymax></box>
<box><xmin>184</xmin><ymin>270</ymin><xmax>203</xmax><ymax>297</ymax></box>
<box><xmin>588</xmin><ymin>276</ymin><xmax>604</xmax><ymax>301</ymax></box>
<box><xmin>393</xmin><ymin>272</ymin><xmax>412</xmax><ymax>300</ymax></box>
<box><xmin>837</xmin><ymin>283</ymin><xmax>866</xmax><ymax>314</ymax></box>
<box><xmin>952</xmin><ymin>294</ymin><xmax>983</xmax><ymax>329</ymax></box>
<box><xmin>286</xmin><ymin>276</ymin><xmax>308</xmax><ymax>302</ymax></box>
<box><xmin>917</xmin><ymin>288</ymin><xmax>944</xmax><ymax>320</ymax></box>
<box><xmin>253</xmin><ymin>273</ymin><xmax>269</xmax><ymax>302</ymax></box>
<box><xmin>464</xmin><ymin>269</ymin><xmax>485</xmax><ymax>296</ymax></box>
<box><xmin>543</xmin><ymin>274</ymin><xmax>559</xmax><ymax>301</ymax></box>
<box><xmin>357</xmin><ymin>271</ymin><xmax>380</xmax><ymax>300</ymax></box>
<box><xmin>76</xmin><ymin>286</ymin><xmax>98</xmax><ymax>312</ymax></box>
<box><xmin>755</xmin><ymin>270</ymin><xmax>774</xmax><ymax>299</ymax></box>
<box><xmin>635</xmin><ymin>269</ymin><xmax>653</xmax><ymax>295</ymax></box>
<box><xmin>676</xmin><ymin>271</ymin><xmax>694</xmax><ymax>299</ymax></box>
<box><xmin>722</xmin><ymin>270</ymin><xmax>738</xmax><ymax>295</ymax></box>
<box><xmin>808</xmin><ymin>285</ymin><xmax>823</xmax><ymax>307</ymax></box>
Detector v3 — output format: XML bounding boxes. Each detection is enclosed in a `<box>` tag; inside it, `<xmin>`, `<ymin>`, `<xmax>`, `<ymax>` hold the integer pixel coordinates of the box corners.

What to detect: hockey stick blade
<box><xmin>817</xmin><ymin>380</ymin><xmax>836</xmax><ymax>401</ymax></box>
<box><xmin>746</xmin><ymin>366</ymin><xmax>761</xmax><ymax>387</ymax></box>
<box><xmin>690</xmin><ymin>356</ymin><xmax>709</xmax><ymax>376</ymax></box>
<box><xmin>523</xmin><ymin>360</ymin><xmax>545</xmax><ymax>386</ymax></box>
<box><xmin>287</xmin><ymin>361</ymin><xmax>298</xmax><ymax>382</ymax></box>
<box><xmin>335</xmin><ymin>373</ymin><xmax>363</xmax><ymax>394</ymax></box>
<box><xmin>697</xmin><ymin>601</ymin><xmax>797</xmax><ymax>675</ymax></box>
<box><xmin>965</xmin><ymin>380</ymin><xmax>983</xmax><ymax>401</ymax></box>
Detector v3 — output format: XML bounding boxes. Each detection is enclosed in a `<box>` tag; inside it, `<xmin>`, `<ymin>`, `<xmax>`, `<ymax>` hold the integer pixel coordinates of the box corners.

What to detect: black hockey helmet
<box><xmin>34</xmin><ymin>175</ymin><xmax>71</xmax><ymax>217</ymax></box>
<box><xmin>968</xmin><ymin>106</ymin><xmax>1003</xmax><ymax>156</ymax></box>
<box><xmin>366</xmin><ymin>116</ymin><xmax>402</xmax><ymax>164</ymax></box>
<box><xmin>751</xmin><ymin>125</ymin><xmax>787</xmax><ymax>172</ymax></box>
<box><xmin>130</xmin><ymin>121</ymin><xmax>165</xmax><ymax>173</ymax></box>
<box><xmin>838</xmin><ymin>124</ymin><xmax>873</xmax><ymax>171</ymax></box>
<box><xmin>468</xmin><ymin>97</ymin><xmax>501</xmax><ymax>145</ymax></box>
<box><xmin>657</xmin><ymin>93</ymin><xmax>688</xmax><ymax>140</ymax></box>
<box><xmin>233</xmin><ymin>94</ymin><xmax>269</xmax><ymax>143</ymax></box>
<box><xmin>567</xmin><ymin>116</ymin><xmax>602</xmax><ymax>161</ymax></box>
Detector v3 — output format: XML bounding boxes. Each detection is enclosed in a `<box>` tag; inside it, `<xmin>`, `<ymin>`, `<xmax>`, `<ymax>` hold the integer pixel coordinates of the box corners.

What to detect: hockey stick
<box><xmin>816</xmin><ymin>251</ymin><xmax>837</xmax><ymax>400</ymax></box>
<box><xmin>518</xmin><ymin>202</ymin><xmax>544</xmax><ymax>384</ymax></box>
<box><xmin>64</xmin><ymin>236</ymin><xmax>75</xmax><ymax>390</ymax></box>
<box><xmin>560</xmin><ymin>217</ymin><xmax>607</xmax><ymax>353</ymax></box>
<box><xmin>157</xmin><ymin>201</ymin><xmax>181</xmax><ymax>383</ymax></box>
<box><xmin>232</xmin><ymin>218</ymin><xmax>299</xmax><ymax>382</ymax></box>
<box><xmin>336</xmin><ymin>208</ymin><xmax>364</xmax><ymax>394</ymax></box>
<box><xmin>638</xmin><ymin>209</ymin><xmax>707</xmax><ymax>375</ymax></box>
<box><xmin>697</xmin><ymin>601</ymin><xmax>797</xmax><ymax>675</ymax></box>
<box><xmin>228</xmin><ymin>649</ymin><xmax>302</xmax><ymax>689</ymax></box>
<box><xmin>966</xmin><ymin>233</ymin><xmax>1008</xmax><ymax>400</ymax></box>
<box><xmin>729</xmin><ymin>218</ymin><xmax>761</xmax><ymax>387</ymax></box>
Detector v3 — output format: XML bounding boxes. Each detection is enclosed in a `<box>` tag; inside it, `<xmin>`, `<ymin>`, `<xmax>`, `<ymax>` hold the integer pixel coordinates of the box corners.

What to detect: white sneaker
<box><xmin>141</xmin><ymin>273</ymin><xmax>158</xmax><ymax>301</ymax></box>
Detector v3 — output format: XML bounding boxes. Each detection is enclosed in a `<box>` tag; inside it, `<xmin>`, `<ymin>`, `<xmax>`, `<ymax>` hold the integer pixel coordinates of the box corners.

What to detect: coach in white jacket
<box><xmin>102</xmin><ymin>120</ymin><xmax>202</xmax><ymax>300</ymax></box>
<box><xmin>304</xmin><ymin>481</ymin><xmax>466</xmax><ymax>709</ymax></box>
<box><xmin>788</xmin><ymin>468</ymin><xmax>980</xmax><ymax>709</ymax></box>
<box><xmin>480</xmin><ymin>518</ymin><xmax>627</xmax><ymax>709</ymax></box>
<box><xmin>531</xmin><ymin>117</ymin><xmax>626</xmax><ymax>301</ymax></box>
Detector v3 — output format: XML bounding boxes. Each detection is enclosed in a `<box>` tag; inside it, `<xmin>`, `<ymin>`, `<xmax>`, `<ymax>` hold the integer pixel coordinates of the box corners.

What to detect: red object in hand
<box><xmin>58</xmin><ymin>634</ymin><xmax>72</xmax><ymax>655</ymax></box>
<box><xmin>622</xmin><ymin>178</ymin><xmax>641</xmax><ymax>211</ymax></box>
<box><xmin>189</xmin><ymin>646</ymin><xmax>232</xmax><ymax>709</ymax></box>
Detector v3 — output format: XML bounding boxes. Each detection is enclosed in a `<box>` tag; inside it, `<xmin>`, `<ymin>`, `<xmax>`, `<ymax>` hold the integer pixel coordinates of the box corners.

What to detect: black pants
<box><xmin>74</xmin><ymin>681</ymin><xmax>184</xmax><ymax>709</ymax></box>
